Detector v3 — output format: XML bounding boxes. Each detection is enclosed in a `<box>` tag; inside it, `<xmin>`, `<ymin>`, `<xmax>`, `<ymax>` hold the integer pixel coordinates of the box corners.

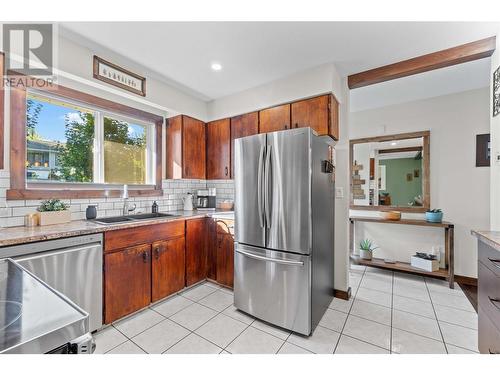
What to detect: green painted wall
<box><xmin>379</xmin><ymin>157</ymin><xmax>422</xmax><ymax>206</ymax></box>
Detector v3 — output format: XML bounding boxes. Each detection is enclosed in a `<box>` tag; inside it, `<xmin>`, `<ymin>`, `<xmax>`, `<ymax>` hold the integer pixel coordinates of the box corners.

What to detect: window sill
<box><xmin>6</xmin><ymin>188</ymin><xmax>163</xmax><ymax>200</ymax></box>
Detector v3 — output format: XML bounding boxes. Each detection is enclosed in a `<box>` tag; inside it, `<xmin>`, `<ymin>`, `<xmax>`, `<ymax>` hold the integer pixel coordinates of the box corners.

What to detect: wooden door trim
<box><xmin>348</xmin><ymin>36</ymin><xmax>496</xmax><ymax>89</ymax></box>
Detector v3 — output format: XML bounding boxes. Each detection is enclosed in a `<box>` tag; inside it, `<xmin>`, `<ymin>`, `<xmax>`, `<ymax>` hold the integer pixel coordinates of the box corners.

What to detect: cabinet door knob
<box><xmin>142</xmin><ymin>251</ymin><xmax>149</xmax><ymax>263</ymax></box>
<box><xmin>225</xmin><ymin>166</ymin><xmax>228</xmax><ymax>176</ymax></box>
<box><xmin>295</xmin><ymin>123</ymin><xmax>298</xmax><ymax>128</ymax></box>
<box><xmin>154</xmin><ymin>247</ymin><xmax>160</xmax><ymax>260</ymax></box>
<box><xmin>284</xmin><ymin>124</ymin><xmax>288</xmax><ymax>129</ymax></box>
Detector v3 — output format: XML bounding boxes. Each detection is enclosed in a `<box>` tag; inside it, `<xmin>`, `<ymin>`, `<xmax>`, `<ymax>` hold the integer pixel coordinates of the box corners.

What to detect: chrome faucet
<box><xmin>122</xmin><ymin>185</ymin><xmax>136</xmax><ymax>215</ymax></box>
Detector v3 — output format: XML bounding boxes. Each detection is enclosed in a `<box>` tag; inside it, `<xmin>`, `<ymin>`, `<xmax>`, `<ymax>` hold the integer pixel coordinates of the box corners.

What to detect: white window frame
<box><xmin>26</xmin><ymin>90</ymin><xmax>156</xmax><ymax>188</ymax></box>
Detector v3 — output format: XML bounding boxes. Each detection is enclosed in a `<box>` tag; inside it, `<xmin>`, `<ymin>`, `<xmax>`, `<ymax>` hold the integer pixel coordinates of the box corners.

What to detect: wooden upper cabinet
<box><xmin>230</xmin><ymin>112</ymin><xmax>258</xmax><ymax>177</ymax></box>
<box><xmin>185</xmin><ymin>218</ymin><xmax>208</xmax><ymax>286</ymax></box>
<box><xmin>290</xmin><ymin>94</ymin><xmax>339</xmax><ymax>140</ymax></box>
<box><xmin>206</xmin><ymin>118</ymin><xmax>231</xmax><ymax>179</ymax></box>
<box><xmin>152</xmin><ymin>237</ymin><xmax>185</xmax><ymax>302</ymax></box>
<box><xmin>291</xmin><ymin>95</ymin><xmax>329</xmax><ymax>135</ymax></box>
<box><xmin>183</xmin><ymin>116</ymin><xmax>206</xmax><ymax>179</ymax></box>
<box><xmin>231</xmin><ymin>112</ymin><xmax>259</xmax><ymax>140</ymax></box>
<box><xmin>329</xmin><ymin>94</ymin><xmax>339</xmax><ymax>141</ymax></box>
<box><xmin>166</xmin><ymin>116</ymin><xmax>182</xmax><ymax>179</ymax></box>
<box><xmin>166</xmin><ymin>115</ymin><xmax>206</xmax><ymax>179</ymax></box>
<box><xmin>259</xmin><ymin>104</ymin><xmax>290</xmax><ymax>133</ymax></box>
<box><xmin>104</xmin><ymin>244</ymin><xmax>151</xmax><ymax>324</ymax></box>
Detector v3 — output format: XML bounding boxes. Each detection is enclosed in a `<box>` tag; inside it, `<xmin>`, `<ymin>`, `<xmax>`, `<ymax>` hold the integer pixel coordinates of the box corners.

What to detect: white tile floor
<box><xmin>94</xmin><ymin>265</ymin><xmax>479</xmax><ymax>354</ymax></box>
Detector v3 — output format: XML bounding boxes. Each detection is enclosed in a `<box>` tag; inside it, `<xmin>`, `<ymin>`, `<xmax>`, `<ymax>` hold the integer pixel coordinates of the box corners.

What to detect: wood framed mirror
<box><xmin>349</xmin><ymin>131</ymin><xmax>430</xmax><ymax>212</ymax></box>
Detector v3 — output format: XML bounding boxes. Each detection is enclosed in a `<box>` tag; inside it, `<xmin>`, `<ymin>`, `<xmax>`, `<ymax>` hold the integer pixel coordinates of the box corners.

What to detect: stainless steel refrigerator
<box><xmin>234</xmin><ymin>127</ymin><xmax>335</xmax><ymax>336</ymax></box>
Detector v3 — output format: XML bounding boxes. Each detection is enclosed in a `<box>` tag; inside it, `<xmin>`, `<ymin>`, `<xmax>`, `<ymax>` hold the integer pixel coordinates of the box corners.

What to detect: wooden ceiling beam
<box><xmin>348</xmin><ymin>36</ymin><xmax>496</xmax><ymax>89</ymax></box>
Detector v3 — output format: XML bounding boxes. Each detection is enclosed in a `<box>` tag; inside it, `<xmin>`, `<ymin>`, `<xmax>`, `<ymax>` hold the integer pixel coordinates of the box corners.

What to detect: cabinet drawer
<box><xmin>105</xmin><ymin>220</ymin><xmax>185</xmax><ymax>252</ymax></box>
<box><xmin>478</xmin><ymin>241</ymin><xmax>500</xmax><ymax>277</ymax></box>
<box><xmin>479</xmin><ymin>306</ymin><xmax>500</xmax><ymax>354</ymax></box>
<box><xmin>478</xmin><ymin>260</ymin><xmax>500</xmax><ymax>332</ymax></box>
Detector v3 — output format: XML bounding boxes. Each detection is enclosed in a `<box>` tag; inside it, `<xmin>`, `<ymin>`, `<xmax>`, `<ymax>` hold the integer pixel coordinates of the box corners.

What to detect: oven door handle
<box><xmin>236</xmin><ymin>249</ymin><xmax>304</xmax><ymax>266</ymax></box>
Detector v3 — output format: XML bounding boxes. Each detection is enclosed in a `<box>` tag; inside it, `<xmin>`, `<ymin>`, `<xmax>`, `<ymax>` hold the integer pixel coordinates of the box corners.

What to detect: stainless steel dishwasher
<box><xmin>0</xmin><ymin>234</ymin><xmax>103</xmax><ymax>332</ymax></box>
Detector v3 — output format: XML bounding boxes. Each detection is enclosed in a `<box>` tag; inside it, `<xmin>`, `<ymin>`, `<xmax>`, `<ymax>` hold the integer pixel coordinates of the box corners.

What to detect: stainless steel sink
<box><xmin>92</xmin><ymin>212</ymin><xmax>178</xmax><ymax>225</ymax></box>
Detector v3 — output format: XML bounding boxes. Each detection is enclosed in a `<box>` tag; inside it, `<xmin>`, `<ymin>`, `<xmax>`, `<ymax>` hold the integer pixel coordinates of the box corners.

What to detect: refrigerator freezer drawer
<box><xmin>234</xmin><ymin>243</ymin><xmax>311</xmax><ymax>335</ymax></box>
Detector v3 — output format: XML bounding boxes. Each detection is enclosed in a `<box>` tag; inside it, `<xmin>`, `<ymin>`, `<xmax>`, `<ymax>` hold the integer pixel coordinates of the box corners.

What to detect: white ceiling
<box><xmin>60</xmin><ymin>22</ymin><xmax>499</xmax><ymax>101</ymax></box>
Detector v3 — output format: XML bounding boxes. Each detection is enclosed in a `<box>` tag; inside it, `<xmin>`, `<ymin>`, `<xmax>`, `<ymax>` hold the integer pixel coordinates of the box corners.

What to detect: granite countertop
<box><xmin>471</xmin><ymin>230</ymin><xmax>500</xmax><ymax>252</ymax></box>
<box><xmin>0</xmin><ymin>210</ymin><xmax>234</xmax><ymax>248</ymax></box>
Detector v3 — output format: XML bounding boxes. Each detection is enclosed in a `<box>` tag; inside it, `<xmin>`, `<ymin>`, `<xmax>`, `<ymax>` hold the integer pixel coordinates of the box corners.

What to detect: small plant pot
<box><xmin>425</xmin><ymin>211</ymin><xmax>443</xmax><ymax>223</ymax></box>
<box><xmin>359</xmin><ymin>249</ymin><xmax>373</xmax><ymax>260</ymax></box>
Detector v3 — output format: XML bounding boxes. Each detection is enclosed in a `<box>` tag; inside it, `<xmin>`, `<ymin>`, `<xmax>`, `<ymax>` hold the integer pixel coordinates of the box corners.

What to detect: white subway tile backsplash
<box><xmin>0</xmin><ymin>178</ymin><xmax>235</xmax><ymax>228</ymax></box>
<box><xmin>12</xmin><ymin>206</ymin><xmax>38</xmax><ymax>217</ymax></box>
<box><xmin>6</xmin><ymin>217</ymin><xmax>25</xmax><ymax>227</ymax></box>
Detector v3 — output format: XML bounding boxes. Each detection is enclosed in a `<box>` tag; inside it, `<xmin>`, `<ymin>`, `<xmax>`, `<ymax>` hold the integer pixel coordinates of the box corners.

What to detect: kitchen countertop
<box><xmin>471</xmin><ymin>230</ymin><xmax>500</xmax><ymax>252</ymax></box>
<box><xmin>0</xmin><ymin>210</ymin><xmax>234</xmax><ymax>248</ymax></box>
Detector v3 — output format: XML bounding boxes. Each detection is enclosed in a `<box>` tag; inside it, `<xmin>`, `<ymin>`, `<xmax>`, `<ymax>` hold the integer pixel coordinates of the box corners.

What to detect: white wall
<box><xmin>57</xmin><ymin>33</ymin><xmax>208</xmax><ymax>120</ymax></box>
<box><xmin>350</xmin><ymin>88</ymin><xmax>490</xmax><ymax>278</ymax></box>
<box><xmin>334</xmin><ymin>77</ymin><xmax>350</xmax><ymax>294</ymax></box>
<box><xmin>490</xmin><ymin>31</ymin><xmax>500</xmax><ymax>231</ymax></box>
<box><xmin>207</xmin><ymin>63</ymin><xmax>340</xmax><ymax>121</ymax></box>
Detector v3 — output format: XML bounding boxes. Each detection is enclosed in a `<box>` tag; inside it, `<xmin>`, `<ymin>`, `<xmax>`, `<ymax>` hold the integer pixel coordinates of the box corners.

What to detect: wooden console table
<box><xmin>349</xmin><ymin>216</ymin><xmax>455</xmax><ymax>288</ymax></box>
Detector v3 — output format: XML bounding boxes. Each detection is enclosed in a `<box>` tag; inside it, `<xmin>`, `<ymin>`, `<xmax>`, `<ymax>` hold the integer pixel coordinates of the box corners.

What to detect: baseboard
<box><xmin>334</xmin><ymin>287</ymin><xmax>352</xmax><ymax>301</ymax></box>
<box><xmin>455</xmin><ymin>275</ymin><xmax>477</xmax><ymax>286</ymax></box>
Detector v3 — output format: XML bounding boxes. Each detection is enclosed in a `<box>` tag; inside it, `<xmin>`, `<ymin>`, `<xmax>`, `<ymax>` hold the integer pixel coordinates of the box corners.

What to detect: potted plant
<box><xmin>359</xmin><ymin>239</ymin><xmax>378</xmax><ymax>260</ymax></box>
<box><xmin>37</xmin><ymin>199</ymin><xmax>71</xmax><ymax>226</ymax></box>
<box><xmin>425</xmin><ymin>208</ymin><xmax>443</xmax><ymax>223</ymax></box>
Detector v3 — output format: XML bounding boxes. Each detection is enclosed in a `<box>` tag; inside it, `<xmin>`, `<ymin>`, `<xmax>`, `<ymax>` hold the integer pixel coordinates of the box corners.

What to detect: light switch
<box><xmin>335</xmin><ymin>187</ymin><xmax>344</xmax><ymax>199</ymax></box>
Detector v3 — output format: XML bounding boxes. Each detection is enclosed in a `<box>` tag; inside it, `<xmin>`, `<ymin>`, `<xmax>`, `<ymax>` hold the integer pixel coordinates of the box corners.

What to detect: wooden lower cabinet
<box><xmin>215</xmin><ymin>219</ymin><xmax>234</xmax><ymax>288</ymax></box>
<box><xmin>104</xmin><ymin>244</ymin><xmax>151</xmax><ymax>324</ymax></box>
<box><xmin>186</xmin><ymin>218</ymin><xmax>208</xmax><ymax>286</ymax></box>
<box><xmin>152</xmin><ymin>237</ymin><xmax>186</xmax><ymax>302</ymax></box>
<box><xmin>216</xmin><ymin>233</ymin><xmax>234</xmax><ymax>288</ymax></box>
<box><xmin>206</xmin><ymin>218</ymin><xmax>217</xmax><ymax>280</ymax></box>
<box><xmin>477</xmin><ymin>239</ymin><xmax>500</xmax><ymax>353</ymax></box>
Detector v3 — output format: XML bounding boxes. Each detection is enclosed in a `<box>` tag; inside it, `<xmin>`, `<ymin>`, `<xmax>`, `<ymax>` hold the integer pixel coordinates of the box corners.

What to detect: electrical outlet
<box><xmin>335</xmin><ymin>187</ymin><xmax>344</xmax><ymax>199</ymax></box>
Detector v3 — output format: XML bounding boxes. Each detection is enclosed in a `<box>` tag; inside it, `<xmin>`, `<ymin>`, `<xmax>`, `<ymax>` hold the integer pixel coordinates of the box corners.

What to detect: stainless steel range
<box><xmin>233</xmin><ymin>127</ymin><xmax>335</xmax><ymax>336</ymax></box>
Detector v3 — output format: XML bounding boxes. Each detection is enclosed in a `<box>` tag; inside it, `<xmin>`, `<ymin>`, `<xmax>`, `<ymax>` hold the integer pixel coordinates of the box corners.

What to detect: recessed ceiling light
<box><xmin>391</xmin><ymin>142</ymin><xmax>397</xmax><ymax>146</ymax></box>
<box><xmin>211</xmin><ymin>62</ymin><xmax>222</xmax><ymax>71</ymax></box>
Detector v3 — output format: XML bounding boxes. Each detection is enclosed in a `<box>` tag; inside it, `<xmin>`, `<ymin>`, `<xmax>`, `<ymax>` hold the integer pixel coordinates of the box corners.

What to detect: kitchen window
<box><xmin>26</xmin><ymin>92</ymin><xmax>156</xmax><ymax>186</ymax></box>
<box><xmin>7</xmin><ymin>77</ymin><xmax>164</xmax><ymax>199</ymax></box>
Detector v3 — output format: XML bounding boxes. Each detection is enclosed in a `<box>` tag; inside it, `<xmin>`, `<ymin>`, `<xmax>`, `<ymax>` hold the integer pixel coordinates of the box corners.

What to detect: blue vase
<box><xmin>425</xmin><ymin>211</ymin><xmax>443</xmax><ymax>223</ymax></box>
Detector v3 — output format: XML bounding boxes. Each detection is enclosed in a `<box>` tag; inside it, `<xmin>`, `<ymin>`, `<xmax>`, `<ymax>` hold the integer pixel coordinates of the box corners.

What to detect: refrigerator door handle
<box><xmin>264</xmin><ymin>144</ymin><xmax>272</xmax><ymax>228</ymax></box>
<box><xmin>257</xmin><ymin>145</ymin><xmax>265</xmax><ymax>228</ymax></box>
<box><xmin>235</xmin><ymin>249</ymin><xmax>304</xmax><ymax>266</ymax></box>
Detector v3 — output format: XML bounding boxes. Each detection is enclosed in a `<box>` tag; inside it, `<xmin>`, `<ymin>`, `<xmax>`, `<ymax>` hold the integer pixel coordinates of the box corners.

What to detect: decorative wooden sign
<box><xmin>93</xmin><ymin>55</ymin><xmax>146</xmax><ymax>97</ymax></box>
